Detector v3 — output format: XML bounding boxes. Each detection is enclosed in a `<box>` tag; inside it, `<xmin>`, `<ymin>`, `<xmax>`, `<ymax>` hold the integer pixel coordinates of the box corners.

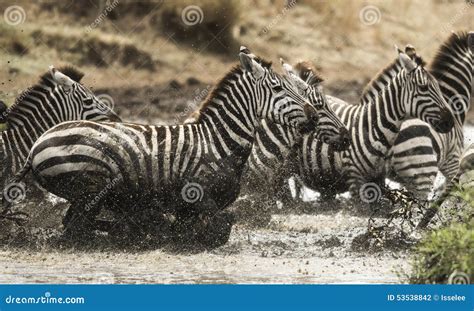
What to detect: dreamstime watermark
<box><xmin>260</xmin><ymin>0</ymin><xmax>297</xmax><ymax>35</ymax></box>
<box><xmin>440</xmin><ymin>1</ymin><xmax>472</xmax><ymax>35</ymax></box>
<box><xmin>5</xmin><ymin>291</ymin><xmax>85</xmax><ymax>305</ymax></box>
<box><xmin>84</xmin><ymin>176</ymin><xmax>122</xmax><ymax>211</ymax></box>
<box><xmin>85</xmin><ymin>0</ymin><xmax>120</xmax><ymax>33</ymax></box>
<box><xmin>3</xmin><ymin>5</ymin><xmax>26</xmax><ymax>26</ymax></box>
<box><xmin>359</xmin><ymin>182</ymin><xmax>382</xmax><ymax>203</ymax></box>
<box><xmin>359</xmin><ymin>5</ymin><xmax>381</xmax><ymax>26</ymax></box>
<box><xmin>175</xmin><ymin>85</ymin><xmax>212</xmax><ymax>123</ymax></box>
<box><xmin>181</xmin><ymin>5</ymin><xmax>204</xmax><ymax>26</ymax></box>
<box><xmin>448</xmin><ymin>94</ymin><xmax>469</xmax><ymax>115</ymax></box>
<box><xmin>96</xmin><ymin>93</ymin><xmax>115</xmax><ymax>113</ymax></box>
<box><xmin>0</xmin><ymin>87</ymin><xmax>34</xmax><ymax>120</ymax></box>
<box><xmin>3</xmin><ymin>181</ymin><xmax>26</xmax><ymax>204</ymax></box>
<box><xmin>447</xmin><ymin>271</ymin><xmax>470</xmax><ymax>284</ymax></box>
<box><xmin>181</xmin><ymin>182</ymin><xmax>204</xmax><ymax>203</ymax></box>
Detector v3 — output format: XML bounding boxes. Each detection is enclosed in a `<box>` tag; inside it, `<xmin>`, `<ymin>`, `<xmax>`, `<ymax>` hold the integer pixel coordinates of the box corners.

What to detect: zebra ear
<box><xmin>280</xmin><ymin>58</ymin><xmax>295</xmax><ymax>76</ymax></box>
<box><xmin>239</xmin><ymin>50</ymin><xmax>265</xmax><ymax>79</ymax></box>
<box><xmin>281</xmin><ymin>59</ymin><xmax>309</xmax><ymax>92</ymax></box>
<box><xmin>49</xmin><ymin>65</ymin><xmax>75</xmax><ymax>92</ymax></box>
<box><xmin>468</xmin><ymin>31</ymin><xmax>474</xmax><ymax>53</ymax></box>
<box><xmin>398</xmin><ymin>52</ymin><xmax>417</xmax><ymax>72</ymax></box>
<box><xmin>404</xmin><ymin>44</ymin><xmax>417</xmax><ymax>59</ymax></box>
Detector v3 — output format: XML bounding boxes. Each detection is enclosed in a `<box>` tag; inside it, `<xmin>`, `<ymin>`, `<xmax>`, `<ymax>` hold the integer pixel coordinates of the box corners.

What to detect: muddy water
<box><xmin>0</xmin><ymin>212</ymin><xmax>409</xmax><ymax>284</ymax></box>
<box><xmin>4</xmin><ymin>127</ymin><xmax>472</xmax><ymax>284</ymax></box>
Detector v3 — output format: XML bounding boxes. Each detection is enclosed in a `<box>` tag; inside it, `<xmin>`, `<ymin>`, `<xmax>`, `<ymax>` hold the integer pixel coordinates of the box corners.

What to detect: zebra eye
<box><xmin>84</xmin><ymin>98</ymin><xmax>94</xmax><ymax>105</ymax></box>
<box><xmin>272</xmin><ymin>86</ymin><xmax>284</xmax><ymax>93</ymax></box>
<box><xmin>418</xmin><ymin>84</ymin><xmax>429</xmax><ymax>92</ymax></box>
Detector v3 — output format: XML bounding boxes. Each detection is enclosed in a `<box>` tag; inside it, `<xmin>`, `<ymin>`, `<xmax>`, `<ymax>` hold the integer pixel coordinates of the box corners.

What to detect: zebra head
<box><xmin>49</xmin><ymin>66</ymin><xmax>121</xmax><ymax>122</ymax></box>
<box><xmin>281</xmin><ymin>60</ymin><xmax>351</xmax><ymax>151</ymax></box>
<box><xmin>397</xmin><ymin>51</ymin><xmax>454</xmax><ymax>133</ymax></box>
<box><xmin>239</xmin><ymin>47</ymin><xmax>317</xmax><ymax>130</ymax></box>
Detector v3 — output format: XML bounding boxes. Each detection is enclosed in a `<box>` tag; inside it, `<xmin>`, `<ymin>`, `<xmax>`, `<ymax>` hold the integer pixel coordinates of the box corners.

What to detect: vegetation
<box><xmin>408</xmin><ymin>188</ymin><xmax>473</xmax><ymax>284</ymax></box>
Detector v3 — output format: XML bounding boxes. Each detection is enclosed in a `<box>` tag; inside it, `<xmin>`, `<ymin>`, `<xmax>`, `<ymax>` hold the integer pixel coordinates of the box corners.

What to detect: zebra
<box><xmin>389</xmin><ymin>31</ymin><xmax>473</xmax><ymax>202</ymax></box>
<box><xmin>4</xmin><ymin>47</ymin><xmax>323</xmax><ymax>248</ymax></box>
<box><xmin>249</xmin><ymin>47</ymin><xmax>455</xmax><ymax>206</ymax></box>
<box><xmin>241</xmin><ymin>60</ymin><xmax>350</xmax><ymax>206</ymax></box>
<box><xmin>457</xmin><ymin>143</ymin><xmax>474</xmax><ymax>190</ymax></box>
<box><xmin>0</xmin><ymin>66</ymin><xmax>121</xmax><ymax>205</ymax></box>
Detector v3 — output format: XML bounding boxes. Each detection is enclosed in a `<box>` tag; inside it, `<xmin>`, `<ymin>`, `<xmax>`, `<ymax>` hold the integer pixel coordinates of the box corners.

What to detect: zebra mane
<box><xmin>359</xmin><ymin>49</ymin><xmax>428</xmax><ymax>105</ymax></box>
<box><xmin>293</xmin><ymin>61</ymin><xmax>324</xmax><ymax>86</ymax></box>
<box><xmin>359</xmin><ymin>58</ymin><xmax>402</xmax><ymax>103</ymax></box>
<box><xmin>191</xmin><ymin>57</ymin><xmax>272</xmax><ymax>122</ymax></box>
<box><xmin>429</xmin><ymin>31</ymin><xmax>470</xmax><ymax>79</ymax></box>
<box><xmin>39</xmin><ymin>65</ymin><xmax>84</xmax><ymax>83</ymax></box>
<box><xmin>5</xmin><ymin>66</ymin><xmax>85</xmax><ymax>126</ymax></box>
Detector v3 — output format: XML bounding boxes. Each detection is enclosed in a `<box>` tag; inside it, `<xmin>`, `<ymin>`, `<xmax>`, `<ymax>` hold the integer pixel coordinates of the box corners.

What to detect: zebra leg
<box><xmin>418</xmin><ymin>165</ymin><xmax>460</xmax><ymax>229</ymax></box>
<box><xmin>196</xmin><ymin>209</ymin><xmax>235</xmax><ymax>249</ymax></box>
<box><xmin>173</xmin><ymin>198</ymin><xmax>234</xmax><ymax>248</ymax></box>
<box><xmin>62</xmin><ymin>200</ymin><xmax>102</xmax><ymax>240</ymax></box>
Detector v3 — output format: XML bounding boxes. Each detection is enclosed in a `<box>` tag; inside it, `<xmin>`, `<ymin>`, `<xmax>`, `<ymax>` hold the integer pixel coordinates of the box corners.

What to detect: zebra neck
<box><xmin>439</xmin><ymin>73</ymin><xmax>472</xmax><ymax>126</ymax></box>
<box><xmin>354</xmin><ymin>84</ymin><xmax>404</xmax><ymax>157</ymax></box>
<box><xmin>7</xmin><ymin>82</ymin><xmax>71</xmax><ymax>131</ymax></box>
<box><xmin>197</xmin><ymin>101</ymin><xmax>256</xmax><ymax>165</ymax></box>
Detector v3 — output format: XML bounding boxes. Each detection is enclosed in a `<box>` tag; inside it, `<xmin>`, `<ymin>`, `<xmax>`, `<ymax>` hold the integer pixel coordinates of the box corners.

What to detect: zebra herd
<box><xmin>0</xmin><ymin>32</ymin><xmax>473</xmax><ymax>248</ymax></box>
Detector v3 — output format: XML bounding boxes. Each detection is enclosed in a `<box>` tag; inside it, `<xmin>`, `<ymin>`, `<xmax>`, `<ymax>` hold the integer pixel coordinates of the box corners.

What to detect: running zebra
<box><xmin>0</xmin><ymin>66</ymin><xmax>121</xmax><ymax>203</ymax></box>
<box><xmin>251</xmin><ymin>48</ymin><xmax>455</xmax><ymax>204</ymax></box>
<box><xmin>5</xmin><ymin>47</ymin><xmax>322</xmax><ymax>247</ymax></box>
<box><xmin>389</xmin><ymin>31</ymin><xmax>474</xmax><ymax>200</ymax></box>
<box><xmin>241</xmin><ymin>61</ymin><xmax>350</xmax><ymax>204</ymax></box>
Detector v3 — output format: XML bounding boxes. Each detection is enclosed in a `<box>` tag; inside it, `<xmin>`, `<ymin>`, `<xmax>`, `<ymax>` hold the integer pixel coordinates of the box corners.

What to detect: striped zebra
<box><xmin>457</xmin><ymin>143</ymin><xmax>474</xmax><ymax>190</ymax></box>
<box><xmin>389</xmin><ymin>31</ymin><xmax>473</xmax><ymax>201</ymax></box>
<box><xmin>241</xmin><ymin>61</ymin><xmax>350</xmax><ymax>204</ymax></box>
<box><xmin>250</xmin><ymin>48</ymin><xmax>455</xmax><ymax>205</ymax></box>
<box><xmin>5</xmin><ymin>47</ymin><xmax>322</xmax><ymax>247</ymax></box>
<box><xmin>0</xmin><ymin>66</ymin><xmax>121</xmax><ymax>205</ymax></box>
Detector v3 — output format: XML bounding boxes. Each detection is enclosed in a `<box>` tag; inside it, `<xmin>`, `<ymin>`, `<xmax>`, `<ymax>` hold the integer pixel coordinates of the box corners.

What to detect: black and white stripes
<box><xmin>9</xmin><ymin>48</ymin><xmax>320</xmax><ymax>246</ymax></box>
<box><xmin>0</xmin><ymin>66</ymin><xmax>121</xmax><ymax>192</ymax></box>
<box><xmin>389</xmin><ymin>32</ymin><xmax>474</xmax><ymax>200</ymax></box>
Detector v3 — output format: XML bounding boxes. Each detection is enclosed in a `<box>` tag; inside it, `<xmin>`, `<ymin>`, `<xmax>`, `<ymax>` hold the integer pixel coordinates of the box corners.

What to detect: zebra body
<box><xmin>12</xmin><ymin>48</ymin><xmax>320</xmax><ymax>246</ymax></box>
<box><xmin>247</xmin><ymin>49</ymin><xmax>455</xmax><ymax>203</ymax></box>
<box><xmin>389</xmin><ymin>32</ymin><xmax>474</xmax><ymax>200</ymax></box>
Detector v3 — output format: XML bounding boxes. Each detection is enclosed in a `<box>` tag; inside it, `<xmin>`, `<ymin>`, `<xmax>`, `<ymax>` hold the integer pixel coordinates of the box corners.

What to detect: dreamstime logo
<box><xmin>3</xmin><ymin>182</ymin><xmax>26</xmax><ymax>203</ymax></box>
<box><xmin>84</xmin><ymin>177</ymin><xmax>121</xmax><ymax>212</ymax></box>
<box><xmin>85</xmin><ymin>0</ymin><xmax>120</xmax><ymax>33</ymax></box>
<box><xmin>447</xmin><ymin>271</ymin><xmax>470</xmax><ymax>284</ymax></box>
<box><xmin>261</xmin><ymin>0</ymin><xmax>296</xmax><ymax>35</ymax></box>
<box><xmin>181</xmin><ymin>182</ymin><xmax>204</xmax><ymax>203</ymax></box>
<box><xmin>359</xmin><ymin>182</ymin><xmax>382</xmax><ymax>203</ymax></box>
<box><xmin>181</xmin><ymin>5</ymin><xmax>204</xmax><ymax>26</ymax></box>
<box><xmin>3</xmin><ymin>5</ymin><xmax>26</xmax><ymax>26</ymax></box>
<box><xmin>448</xmin><ymin>94</ymin><xmax>469</xmax><ymax>115</ymax></box>
<box><xmin>175</xmin><ymin>85</ymin><xmax>212</xmax><ymax>124</ymax></box>
<box><xmin>96</xmin><ymin>94</ymin><xmax>115</xmax><ymax>112</ymax></box>
<box><xmin>359</xmin><ymin>5</ymin><xmax>381</xmax><ymax>26</ymax></box>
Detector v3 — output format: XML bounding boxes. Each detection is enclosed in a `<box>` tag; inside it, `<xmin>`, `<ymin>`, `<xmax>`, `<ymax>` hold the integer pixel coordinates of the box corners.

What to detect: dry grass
<box><xmin>0</xmin><ymin>0</ymin><xmax>472</xmax><ymax>106</ymax></box>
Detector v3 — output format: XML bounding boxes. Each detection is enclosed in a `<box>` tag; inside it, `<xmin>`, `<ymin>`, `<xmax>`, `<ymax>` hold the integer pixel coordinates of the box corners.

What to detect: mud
<box><xmin>0</xmin><ymin>211</ymin><xmax>410</xmax><ymax>284</ymax></box>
